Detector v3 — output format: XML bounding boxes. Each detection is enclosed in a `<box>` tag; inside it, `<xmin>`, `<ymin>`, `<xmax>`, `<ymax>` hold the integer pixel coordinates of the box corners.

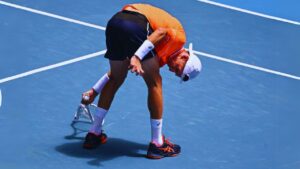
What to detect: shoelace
<box><xmin>164</xmin><ymin>138</ymin><xmax>174</xmax><ymax>147</ymax></box>
<box><xmin>159</xmin><ymin>145</ymin><xmax>174</xmax><ymax>153</ymax></box>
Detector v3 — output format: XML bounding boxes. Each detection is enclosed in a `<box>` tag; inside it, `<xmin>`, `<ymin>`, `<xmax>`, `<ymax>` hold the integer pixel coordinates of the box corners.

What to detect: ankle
<box><xmin>151</xmin><ymin>140</ymin><xmax>163</xmax><ymax>147</ymax></box>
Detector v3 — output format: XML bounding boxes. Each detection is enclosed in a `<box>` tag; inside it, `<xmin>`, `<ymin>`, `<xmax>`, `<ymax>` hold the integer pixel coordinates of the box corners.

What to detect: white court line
<box><xmin>0</xmin><ymin>0</ymin><xmax>106</xmax><ymax>30</ymax></box>
<box><xmin>0</xmin><ymin>0</ymin><xmax>299</xmax><ymax>81</ymax></box>
<box><xmin>0</xmin><ymin>50</ymin><xmax>106</xmax><ymax>84</ymax></box>
<box><xmin>194</xmin><ymin>50</ymin><xmax>300</xmax><ymax>80</ymax></box>
<box><xmin>198</xmin><ymin>0</ymin><xmax>300</xmax><ymax>26</ymax></box>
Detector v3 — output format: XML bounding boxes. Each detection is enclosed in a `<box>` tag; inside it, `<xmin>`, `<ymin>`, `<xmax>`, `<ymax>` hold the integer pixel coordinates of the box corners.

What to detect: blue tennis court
<box><xmin>0</xmin><ymin>0</ymin><xmax>299</xmax><ymax>169</ymax></box>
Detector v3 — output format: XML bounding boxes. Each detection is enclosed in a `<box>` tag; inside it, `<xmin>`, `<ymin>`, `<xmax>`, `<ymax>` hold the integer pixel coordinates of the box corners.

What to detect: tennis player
<box><xmin>81</xmin><ymin>3</ymin><xmax>202</xmax><ymax>159</ymax></box>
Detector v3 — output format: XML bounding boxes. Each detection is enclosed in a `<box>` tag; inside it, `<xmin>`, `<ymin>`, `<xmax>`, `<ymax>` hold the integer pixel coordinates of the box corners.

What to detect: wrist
<box><xmin>91</xmin><ymin>88</ymin><xmax>98</xmax><ymax>95</ymax></box>
<box><xmin>133</xmin><ymin>55</ymin><xmax>141</xmax><ymax>61</ymax></box>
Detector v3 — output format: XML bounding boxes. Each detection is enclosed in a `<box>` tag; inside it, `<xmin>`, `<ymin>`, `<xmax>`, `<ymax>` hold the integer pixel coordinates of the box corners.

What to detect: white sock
<box><xmin>92</xmin><ymin>73</ymin><xmax>110</xmax><ymax>94</ymax></box>
<box><xmin>89</xmin><ymin>107</ymin><xmax>108</xmax><ymax>135</ymax></box>
<box><xmin>150</xmin><ymin>119</ymin><xmax>163</xmax><ymax>146</ymax></box>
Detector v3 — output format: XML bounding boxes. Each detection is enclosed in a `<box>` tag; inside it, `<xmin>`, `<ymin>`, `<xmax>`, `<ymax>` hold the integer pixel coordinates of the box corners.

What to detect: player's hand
<box><xmin>129</xmin><ymin>55</ymin><xmax>144</xmax><ymax>76</ymax></box>
<box><xmin>81</xmin><ymin>89</ymin><xmax>98</xmax><ymax>105</ymax></box>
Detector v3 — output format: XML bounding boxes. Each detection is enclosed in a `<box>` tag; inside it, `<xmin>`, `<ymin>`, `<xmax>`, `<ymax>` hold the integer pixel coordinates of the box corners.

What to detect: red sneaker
<box><xmin>147</xmin><ymin>136</ymin><xmax>181</xmax><ymax>159</ymax></box>
<box><xmin>83</xmin><ymin>132</ymin><xmax>107</xmax><ymax>149</ymax></box>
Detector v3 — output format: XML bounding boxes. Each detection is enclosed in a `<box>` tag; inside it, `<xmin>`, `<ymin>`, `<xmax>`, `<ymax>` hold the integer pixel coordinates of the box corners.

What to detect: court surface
<box><xmin>0</xmin><ymin>0</ymin><xmax>299</xmax><ymax>169</ymax></box>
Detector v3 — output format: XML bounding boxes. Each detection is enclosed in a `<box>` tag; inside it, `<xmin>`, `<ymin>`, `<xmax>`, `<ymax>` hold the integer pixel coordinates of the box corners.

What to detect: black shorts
<box><xmin>104</xmin><ymin>10</ymin><xmax>154</xmax><ymax>61</ymax></box>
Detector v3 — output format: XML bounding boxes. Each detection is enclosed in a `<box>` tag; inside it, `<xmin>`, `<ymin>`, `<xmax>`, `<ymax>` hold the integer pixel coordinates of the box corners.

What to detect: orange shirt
<box><xmin>122</xmin><ymin>4</ymin><xmax>186</xmax><ymax>67</ymax></box>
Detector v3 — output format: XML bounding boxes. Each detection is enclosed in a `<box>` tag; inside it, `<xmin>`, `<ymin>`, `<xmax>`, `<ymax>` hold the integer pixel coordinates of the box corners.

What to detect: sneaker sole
<box><xmin>146</xmin><ymin>153</ymin><xmax>179</xmax><ymax>159</ymax></box>
<box><xmin>83</xmin><ymin>137</ymin><xmax>107</xmax><ymax>149</ymax></box>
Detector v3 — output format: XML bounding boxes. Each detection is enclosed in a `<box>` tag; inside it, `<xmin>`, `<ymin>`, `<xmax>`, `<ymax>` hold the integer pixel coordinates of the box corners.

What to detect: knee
<box><xmin>146</xmin><ymin>75</ymin><xmax>162</xmax><ymax>90</ymax></box>
<box><xmin>109</xmin><ymin>74</ymin><xmax>127</xmax><ymax>87</ymax></box>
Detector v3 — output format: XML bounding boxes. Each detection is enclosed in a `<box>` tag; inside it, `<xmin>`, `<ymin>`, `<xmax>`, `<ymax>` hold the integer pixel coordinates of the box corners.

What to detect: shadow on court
<box><xmin>55</xmin><ymin>122</ymin><xmax>148</xmax><ymax>166</ymax></box>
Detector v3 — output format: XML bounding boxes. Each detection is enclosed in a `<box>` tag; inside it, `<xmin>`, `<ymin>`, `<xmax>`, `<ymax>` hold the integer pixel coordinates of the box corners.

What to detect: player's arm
<box><xmin>129</xmin><ymin>28</ymin><xmax>167</xmax><ymax>75</ymax></box>
<box><xmin>148</xmin><ymin>27</ymin><xmax>167</xmax><ymax>45</ymax></box>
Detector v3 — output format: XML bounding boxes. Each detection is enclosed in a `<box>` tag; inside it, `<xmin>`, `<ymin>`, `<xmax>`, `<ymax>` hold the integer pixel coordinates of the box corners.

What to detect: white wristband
<box><xmin>92</xmin><ymin>73</ymin><xmax>110</xmax><ymax>94</ymax></box>
<box><xmin>134</xmin><ymin>39</ymin><xmax>154</xmax><ymax>60</ymax></box>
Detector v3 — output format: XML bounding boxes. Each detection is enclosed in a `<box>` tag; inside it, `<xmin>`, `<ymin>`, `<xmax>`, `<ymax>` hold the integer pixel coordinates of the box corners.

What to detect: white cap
<box><xmin>181</xmin><ymin>43</ymin><xmax>202</xmax><ymax>81</ymax></box>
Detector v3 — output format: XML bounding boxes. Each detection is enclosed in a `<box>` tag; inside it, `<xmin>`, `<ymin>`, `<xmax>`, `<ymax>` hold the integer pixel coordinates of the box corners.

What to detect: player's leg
<box><xmin>83</xmin><ymin>60</ymin><xmax>129</xmax><ymax>149</ymax></box>
<box><xmin>141</xmin><ymin>56</ymin><xmax>181</xmax><ymax>159</ymax></box>
<box><xmin>98</xmin><ymin>60</ymin><xmax>129</xmax><ymax>109</ymax></box>
<box><xmin>141</xmin><ymin>56</ymin><xmax>163</xmax><ymax>119</ymax></box>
